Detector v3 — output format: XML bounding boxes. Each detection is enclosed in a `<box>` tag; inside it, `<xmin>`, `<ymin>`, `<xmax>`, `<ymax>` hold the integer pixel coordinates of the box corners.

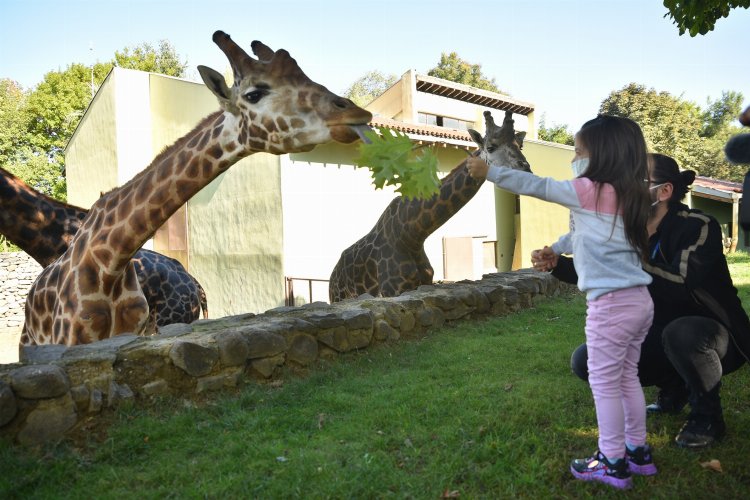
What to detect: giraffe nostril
<box><xmin>333</xmin><ymin>97</ymin><xmax>350</xmax><ymax>109</ymax></box>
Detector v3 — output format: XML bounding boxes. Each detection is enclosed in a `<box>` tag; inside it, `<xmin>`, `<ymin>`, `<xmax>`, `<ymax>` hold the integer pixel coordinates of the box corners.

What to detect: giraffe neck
<box><xmin>0</xmin><ymin>167</ymin><xmax>86</xmax><ymax>266</ymax></box>
<box><xmin>76</xmin><ymin>111</ymin><xmax>252</xmax><ymax>273</ymax></box>
<box><xmin>395</xmin><ymin>159</ymin><xmax>484</xmax><ymax>246</ymax></box>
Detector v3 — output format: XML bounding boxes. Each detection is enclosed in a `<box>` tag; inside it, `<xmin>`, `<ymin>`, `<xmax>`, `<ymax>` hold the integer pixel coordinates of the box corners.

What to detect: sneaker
<box><xmin>570</xmin><ymin>450</ymin><xmax>632</xmax><ymax>490</ymax></box>
<box><xmin>646</xmin><ymin>388</ymin><xmax>689</xmax><ymax>414</ymax></box>
<box><xmin>675</xmin><ymin>415</ymin><xmax>726</xmax><ymax>448</ymax></box>
<box><xmin>625</xmin><ymin>445</ymin><xmax>658</xmax><ymax>475</ymax></box>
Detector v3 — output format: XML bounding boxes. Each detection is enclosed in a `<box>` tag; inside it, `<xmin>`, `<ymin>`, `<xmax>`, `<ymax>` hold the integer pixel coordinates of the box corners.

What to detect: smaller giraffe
<box><xmin>0</xmin><ymin>167</ymin><xmax>207</xmax><ymax>331</ymax></box>
<box><xmin>329</xmin><ymin>110</ymin><xmax>529</xmax><ymax>301</ymax></box>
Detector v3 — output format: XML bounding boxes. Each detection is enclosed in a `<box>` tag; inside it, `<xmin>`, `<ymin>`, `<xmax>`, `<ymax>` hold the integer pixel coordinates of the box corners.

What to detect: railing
<box><xmin>285</xmin><ymin>277</ymin><xmax>330</xmax><ymax>306</ymax></box>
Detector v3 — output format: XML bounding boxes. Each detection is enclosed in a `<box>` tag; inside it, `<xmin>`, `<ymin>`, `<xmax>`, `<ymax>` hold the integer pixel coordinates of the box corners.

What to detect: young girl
<box><xmin>467</xmin><ymin>115</ymin><xmax>655</xmax><ymax>490</ymax></box>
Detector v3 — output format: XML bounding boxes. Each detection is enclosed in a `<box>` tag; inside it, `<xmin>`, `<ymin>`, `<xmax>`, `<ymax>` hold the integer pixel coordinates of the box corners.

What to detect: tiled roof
<box><xmin>694</xmin><ymin>175</ymin><xmax>742</xmax><ymax>194</ymax></box>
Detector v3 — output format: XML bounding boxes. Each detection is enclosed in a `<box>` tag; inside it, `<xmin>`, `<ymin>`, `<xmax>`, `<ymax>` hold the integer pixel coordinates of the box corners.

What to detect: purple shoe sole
<box><xmin>628</xmin><ymin>460</ymin><xmax>658</xmax><ymax>476</ymax></box>
<box><xmin>570</xmin><ymin>466</ymin><xmax>633</xmax><ymax>489</ymax></box>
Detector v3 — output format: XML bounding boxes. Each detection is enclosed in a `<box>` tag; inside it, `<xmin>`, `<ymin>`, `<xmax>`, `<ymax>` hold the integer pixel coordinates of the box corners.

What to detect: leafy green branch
<box><xmin>354</xmin><ymin>127</ymin><xmax>440</xmax><ymax>200</ymax></box>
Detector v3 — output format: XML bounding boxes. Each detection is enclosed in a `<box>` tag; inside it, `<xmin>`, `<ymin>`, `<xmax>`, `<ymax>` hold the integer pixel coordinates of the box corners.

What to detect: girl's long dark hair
<box><xmin>577</xmin><ymin>115</ymin><xmax>650</xmax><ymax>261</ymax></box>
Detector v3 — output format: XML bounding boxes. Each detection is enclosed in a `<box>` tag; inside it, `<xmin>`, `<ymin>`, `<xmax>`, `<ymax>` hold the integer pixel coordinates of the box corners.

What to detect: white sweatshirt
<box><xmin>486</xmin><ymin>165</ymin><xmax>652</xmax><ymax>300</ymax></box>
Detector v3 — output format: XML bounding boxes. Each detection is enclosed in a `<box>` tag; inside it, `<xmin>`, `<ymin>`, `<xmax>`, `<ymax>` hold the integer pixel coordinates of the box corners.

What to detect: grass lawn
<box><xmin>2</xmin><ymin>253</ymin><xmax>750</xmax><ymax>498</ymax></box>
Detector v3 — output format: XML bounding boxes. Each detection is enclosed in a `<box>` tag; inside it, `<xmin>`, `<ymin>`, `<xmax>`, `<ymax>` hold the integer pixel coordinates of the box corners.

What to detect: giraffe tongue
<box><xmin>352</xmin><ymin>125</ymin><xmax>374</xmax><ymax>144</ymax></box>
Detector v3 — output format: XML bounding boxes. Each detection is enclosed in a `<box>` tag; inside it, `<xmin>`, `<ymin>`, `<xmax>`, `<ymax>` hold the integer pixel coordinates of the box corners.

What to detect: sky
<box><xmin>1</xmin><ymin>0</ymin><xmax>748</xmax><ymax>132</ymax></box>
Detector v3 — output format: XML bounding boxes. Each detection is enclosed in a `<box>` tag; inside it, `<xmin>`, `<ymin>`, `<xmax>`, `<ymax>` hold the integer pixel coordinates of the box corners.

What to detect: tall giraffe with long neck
<box><xmin>329</xmin><ymin>111</ymin><xmax>529</xmax><ymax>302</ymax></box>
<box><xmin>1</xmin><ymin>167</ymin><xmax>207</xmax><ymax>328</ymax></box>
<box><xmin>23</xmin><ymin>31</ymin><xmax>372</xmax><ymax>345</ymax></box>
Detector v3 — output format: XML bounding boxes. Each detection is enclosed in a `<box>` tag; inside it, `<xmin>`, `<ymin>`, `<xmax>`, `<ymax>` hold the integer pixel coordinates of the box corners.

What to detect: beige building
<box><xmin>65</xmin><ymin>67</ymin><xmax>577</xmax><ymax>318</ymax></box>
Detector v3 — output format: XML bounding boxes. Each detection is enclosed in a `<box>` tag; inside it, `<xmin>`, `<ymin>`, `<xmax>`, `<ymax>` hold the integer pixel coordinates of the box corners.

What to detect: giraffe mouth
<box><xmin>330</xmin><ymin>124</ymin><xmax>371</xmax><ymax>144</ymax></box>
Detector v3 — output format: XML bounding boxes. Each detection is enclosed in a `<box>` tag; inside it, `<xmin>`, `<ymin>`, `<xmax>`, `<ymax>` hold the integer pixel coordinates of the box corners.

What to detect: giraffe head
<box><xmin>468</xmin><ymin>111</ymin><xmax>531</xmax><ymax>172</ymax></box>
<box><xmin>197</xmin><ymin>31</ymin><xmax>372</xmax><ymax>154</ymax></box>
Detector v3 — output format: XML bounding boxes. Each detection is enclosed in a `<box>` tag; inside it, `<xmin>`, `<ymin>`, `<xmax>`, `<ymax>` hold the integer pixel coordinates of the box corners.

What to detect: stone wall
<box><xmin>0</xmin><ymin>270</ymin><xmax>570</xmax><ymax>446</ymax></box>
<box><xmin>0</xmin><ymin>252</ymin><xmax>42</xmax><ymax>364</ymax></box>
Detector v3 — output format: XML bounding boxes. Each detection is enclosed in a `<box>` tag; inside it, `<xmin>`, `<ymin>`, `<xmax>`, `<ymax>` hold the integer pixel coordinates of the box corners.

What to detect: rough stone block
<box><xmin>169</xmin><ymin>341</ymin><xmax>218</xmax><ymax>377</ymax></box>
<box><xmin>16</xmin><ymin>393</ymin><xmax>77</xmax><ymax>446</ymax></box>
<box><xmin>10</xmin><ymin>364</ymin><xmax>70</xmax><ymax>399</ymax></box>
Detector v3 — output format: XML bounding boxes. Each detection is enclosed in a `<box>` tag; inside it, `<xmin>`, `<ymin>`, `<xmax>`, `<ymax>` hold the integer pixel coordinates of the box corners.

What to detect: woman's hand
<box><xmin>531</xmin><ymin>246</ymin><xmax>558</xmax><ymax>272</ymax></box>
<box><xmin>466</xmin><ymin>157</ymin><xmax>489</xmax><ymax>180</ymax></box>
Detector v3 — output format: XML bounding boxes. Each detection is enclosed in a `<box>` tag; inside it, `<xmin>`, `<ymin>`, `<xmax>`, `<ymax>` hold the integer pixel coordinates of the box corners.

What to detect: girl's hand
<box><xmin>466</xmin><ymin>157</ymin><xmax>489</xmax><ymax>180</ymax></box>
<box><xmin>531</xmin><ymin>246</ymin><xmax>558</xmax><ymax>272</ymax></box>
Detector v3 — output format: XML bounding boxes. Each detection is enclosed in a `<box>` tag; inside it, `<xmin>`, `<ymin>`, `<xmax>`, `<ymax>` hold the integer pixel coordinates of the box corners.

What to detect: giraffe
<box><xmin>22</xmin><ymin>30</ymin><xmax>372</xmax><ymax>346</ymax></box>
<box><xmin>0</xmin><ymin>166</ymin><xmax>208</xmax><ymax>328</ymax></box>
<box><xmin>329</xmin><ymin>110</ymin><xmax>529</xmax><ymax>302</ymax></box>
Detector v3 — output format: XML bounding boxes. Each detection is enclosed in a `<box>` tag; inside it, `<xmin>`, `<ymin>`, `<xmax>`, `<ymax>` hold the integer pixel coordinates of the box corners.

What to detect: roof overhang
<box><xmin>692</xmin><ymin>176</ymin><xmax>742</xmax><ymax>202</ymax></box>
<box><xmin>415</xmin><ymin>74</ymin><xmax>535</xmax><ymax>116</ymax></box>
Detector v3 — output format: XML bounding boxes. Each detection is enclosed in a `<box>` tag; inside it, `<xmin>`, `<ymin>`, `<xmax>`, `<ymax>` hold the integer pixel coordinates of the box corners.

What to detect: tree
<box><xmin>343</xmin><ymin>71</ymin><xmax>397</xmax><ymax>107</ymax></box>
<box><xmin>113</xmin><ymin>40</ymin><xmax>187</xmax><ymax>77</ymax></box>
<box><xmin>663</xmin><ymin>0</ymin><xmax>750</xmax><ymax>36</ymax></box>
<box><xmin>3</xmin><ymin>40</ymin><xmax>189</xmax><ymax>203</ymax></box>
<box><xmin>600</xmin><ymin>83</ymin><xmax>746</xmax><ymax>181</ymax></box>
<box><xmin>701</xmin><ymin>91</ymin><xmax>744</xmax><ymax>138</ymax></box>
<box><xmin>0</xmin><ymin>79</ymin><xmax>28</xmax><ymax>167</ymax></box>
<box><xmin>427</xmin><ymin>52</ymin><xmax>505</xmax><ymax>94</ymax></box>
<box><xmin>537</xmin><ymin>114</ymin><xmax>574</xmax><ymax>146</ymax></box>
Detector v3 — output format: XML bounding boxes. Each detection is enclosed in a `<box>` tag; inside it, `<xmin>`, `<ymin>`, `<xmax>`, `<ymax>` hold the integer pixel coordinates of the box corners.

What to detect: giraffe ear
<box><xmin>468</xmin><ymin>128</ymin><xmax>484</xmax><ymax>148</ymax></box>
<box><xmin>199</xmin><ymin>65</ymin><xmax>231</xmax><ymax>100</ymax></box>
<box><xmin>515</xmin><ymin>131</ymin><xmax>526</xmax><ymax>149</ymax></box>
<box><xmin>199</xmin><ymin>65</ymin><xmax>239</xmax><ymax>114</ymax></box>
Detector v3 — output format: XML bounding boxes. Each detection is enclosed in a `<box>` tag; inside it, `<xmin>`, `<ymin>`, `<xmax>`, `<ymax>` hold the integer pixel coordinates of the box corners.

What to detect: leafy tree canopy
<box><xmin>663</xmin><ymin>0</ymin><xmax>750</xmax><ymax>36</ymax></box>
<box><xmin>600</xmin><ymin>83</ymin><xmax>745</xmax><ymax>181</ymax></box>
<box><xmin>2</xmin><ymin>40</ymin><xmax>187</xmax><ymax>202</ymax></box>
<box><xmin>427</xmin><ymin>52</ymin><xmax>505</xmax><ymax>94</ymax></box>
<box><xmin>113</xmin><ymin>40</ymin><xmax>187</xmax><ymax>77</ymax></box>
<box><xmin>537</xmin><ymin>114</ymin><xmax>574</xmax><ymax>146</ymax></box>
<box><xmin>343</xmin><ymin>71</ymin><xmax>397</xmax><ymax>107</ymax></box>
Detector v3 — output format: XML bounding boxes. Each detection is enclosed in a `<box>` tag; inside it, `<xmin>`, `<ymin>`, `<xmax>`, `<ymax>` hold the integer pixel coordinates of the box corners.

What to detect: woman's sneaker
<box><xmin>626</xmin><ymin>445</ymin><xmax>658</xmax><ymax>475</ymax></box>
<box><xmin>570</xmin><ymin>450</ymin><xmax>632</xmax><ymax>489</ymax></box>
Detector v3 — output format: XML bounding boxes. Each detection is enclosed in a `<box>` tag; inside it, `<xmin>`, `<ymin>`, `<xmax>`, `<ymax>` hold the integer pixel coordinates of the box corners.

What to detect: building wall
<box><xmin>189</xmin><ymin>155</ymin><xmax>284</xmax><ymax>317</ymax></box>
<box><xmin>514</xmin><ymin>140</ymin><xmax>575</xmax><ymax>269</ymax></box>
<box><xmin>65</xmin><ymin>69</ymin><xmax>120</xmax><ymax>209</ymax></box>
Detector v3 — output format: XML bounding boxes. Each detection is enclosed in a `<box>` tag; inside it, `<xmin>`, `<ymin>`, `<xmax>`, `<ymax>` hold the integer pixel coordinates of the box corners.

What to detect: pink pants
<box><xmin>585</xmin><ymin>286</ymin><xmax>653</xmax><ymax>460</ymax></box>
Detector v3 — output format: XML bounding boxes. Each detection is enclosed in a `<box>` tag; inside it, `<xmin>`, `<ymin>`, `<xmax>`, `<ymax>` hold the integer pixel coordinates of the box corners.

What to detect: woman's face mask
<box><xmin>649</xmin><ymin>182</ymin><xmax>665</xmax><ymax>206</ymax></box>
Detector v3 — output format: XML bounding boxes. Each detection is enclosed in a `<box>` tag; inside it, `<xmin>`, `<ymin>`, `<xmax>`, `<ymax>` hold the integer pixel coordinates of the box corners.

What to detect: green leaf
<box><xmin>354</xmin><ymin>127</ymin><xmax>441</xmax><ymax>199</ymax></box>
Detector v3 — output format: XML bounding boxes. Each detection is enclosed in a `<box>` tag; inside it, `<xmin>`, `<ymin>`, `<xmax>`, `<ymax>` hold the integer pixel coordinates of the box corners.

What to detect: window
<box><xmin>418</xmin><ymin>112</ymin><xmax>471</xmax><ymax>131</ymax></box>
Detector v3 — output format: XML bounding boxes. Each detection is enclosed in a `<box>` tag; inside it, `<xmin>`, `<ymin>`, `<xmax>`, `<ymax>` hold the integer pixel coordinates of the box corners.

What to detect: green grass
<box><xmin>2</xmin><ymin>254</ymin><xmax>750</xmax><ymax>498</ymax></box>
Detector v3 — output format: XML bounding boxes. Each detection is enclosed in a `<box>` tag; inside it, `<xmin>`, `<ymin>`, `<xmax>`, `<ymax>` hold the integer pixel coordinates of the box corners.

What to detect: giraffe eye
<box><xmin>244</xmin><ymin>89</ymin><xmax>267</xmax><ymax>104</ymax></box>
<box><xmin>486</xmin><ymin>146</ymin><xmax>497</xmax><ymax>154</ymax></box>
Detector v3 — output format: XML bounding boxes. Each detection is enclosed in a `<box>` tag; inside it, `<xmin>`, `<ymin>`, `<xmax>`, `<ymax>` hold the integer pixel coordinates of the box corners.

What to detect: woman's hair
<box><xmin>577</xmin><ymin>114</ymin><xmax>650</xmax><ymax>261</ymax></box>
<box><xmin>648</xmin><ymin>153</ymin><xmax>696</xmax><ymax>203</ymax></box>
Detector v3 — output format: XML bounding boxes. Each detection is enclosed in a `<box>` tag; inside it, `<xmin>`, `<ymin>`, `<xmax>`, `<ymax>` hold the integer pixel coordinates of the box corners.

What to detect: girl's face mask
<box><xmin>571</xmin><ymin>158</ymin><xmax>589</xmax><ymax>177</ymax></box>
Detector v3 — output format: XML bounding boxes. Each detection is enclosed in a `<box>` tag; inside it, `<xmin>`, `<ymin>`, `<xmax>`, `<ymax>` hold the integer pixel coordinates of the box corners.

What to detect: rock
<box><xmin>217</xmin><ymin>331</ymin><xmax>249</xmax><ymax>367</ymax></box>
<box><xmin>10</xmin><ymin>364</ymin><xmax>70</xmax><ymax>399</ymax></box>
<box><xmin>286</xmin><ymin>333</ymin><xmax>318</xmax><ymax>366</ymax></box>
<box><xmin>250</xmin><ymin>354</ymin><xmax>285</xmax><ymax>378</ymax></box>
<box><xmin>16</xmin><ymin>393</ymin><xmax>77</xmax><ymax>446</ymax></box>
<box><xmin>0</xmin><ymin>380</ymin><xmax>17</xmax><ymax>426</ymax></box>
<box><xmin>141</xmin><ymin>379</ymin><xmax>169</xmax><ymax>396</ymax></box>
<box><xmin>245</xmin><ymin>331</ymin><xmax>286</xmax><ymax>359</ymax></box>
<box><xmin>107</xmin><ymin>381</ymin><xmax>134</xmax><ymax>407</ymax></box>
<box><xmin>169</xmin><ymin>341</ymin><xmax>218</xmax><ymax>377</ymax></box>
<box><xmin>19</xmin><ymin>344</ymin><xmax>67</xmax><ymax>364</ymax></box>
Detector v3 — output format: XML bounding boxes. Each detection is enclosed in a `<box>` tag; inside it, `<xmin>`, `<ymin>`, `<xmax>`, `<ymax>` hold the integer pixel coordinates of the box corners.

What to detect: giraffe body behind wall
<box><xmin>329</xmin><ymin>111</ymin><xmax>529</xmax><ymax>302</ymax></box>
<box><xmin>22</xmin><ymin>31</ymin><xmax>371</xmax><ymax>346</ymax></box>
<box><xmin>0</xmin><ymin>167</ymin><xmax>207</xmax><ymax>330</ymax></box>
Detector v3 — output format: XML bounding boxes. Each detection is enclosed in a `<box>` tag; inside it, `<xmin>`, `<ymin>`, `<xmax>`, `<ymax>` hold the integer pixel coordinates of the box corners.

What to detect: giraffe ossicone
<box><xmin>329</xmin><ymin>110</ymin><xmax>529</xmax><ymax>302</ymax></box>
<box><xmin>23</xmin><ymin>30</ymin><xmax>372</xmax><ymax>346</ymax></box>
